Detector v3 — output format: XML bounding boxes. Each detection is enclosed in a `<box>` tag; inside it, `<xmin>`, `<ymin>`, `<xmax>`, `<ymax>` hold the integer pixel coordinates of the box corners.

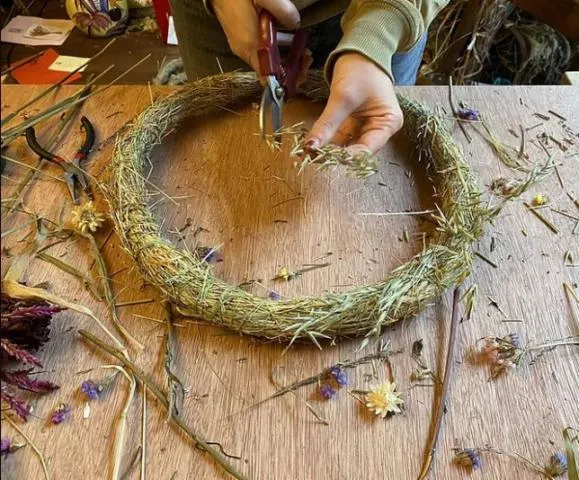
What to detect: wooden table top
<box><xmin>1</xmin><ymin>84</ymin><xmax>578</xmax><ymax>480</ymax></box>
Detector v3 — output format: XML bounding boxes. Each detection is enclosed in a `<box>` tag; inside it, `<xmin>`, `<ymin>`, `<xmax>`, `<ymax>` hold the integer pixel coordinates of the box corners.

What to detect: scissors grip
<box><xmin>25</xmin><ymin>127</ymin><xmax>64</xmax><ymax>164</ymax></box>
<box><xmin>257</xmin><ymin>10</ymin><xmax>281</xmax><ymax>77</ymax></box>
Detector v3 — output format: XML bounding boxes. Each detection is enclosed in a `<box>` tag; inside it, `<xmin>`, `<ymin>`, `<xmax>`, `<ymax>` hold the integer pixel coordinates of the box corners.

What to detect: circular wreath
<box><xmin>105</xmin><ymin>71</ymin><xmax>487</xmax><ymax>343</ymax></box>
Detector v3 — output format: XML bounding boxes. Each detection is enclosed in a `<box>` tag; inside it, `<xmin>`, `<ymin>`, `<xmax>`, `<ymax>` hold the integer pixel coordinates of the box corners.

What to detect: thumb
<box><xmin>306</xmin><ymin>92</ymin><xmax>352</xmax><ymax>149</ymax></box>
<box><xmin>256</xmin><ymin>0</ymin><xmax>301</xmax><ymax>29</ymax></box>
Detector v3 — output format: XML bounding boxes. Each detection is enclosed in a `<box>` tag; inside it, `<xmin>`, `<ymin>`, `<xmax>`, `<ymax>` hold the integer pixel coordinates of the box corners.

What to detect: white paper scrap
<box><xmin>49</xmin><ymin>55</ymin><xmax>89</xmax><ymax>73</ymax></box>
<box><xmin>1</xmin><ymin>16</ymin><xmax>73</xmax><ymax>46</ymax></box>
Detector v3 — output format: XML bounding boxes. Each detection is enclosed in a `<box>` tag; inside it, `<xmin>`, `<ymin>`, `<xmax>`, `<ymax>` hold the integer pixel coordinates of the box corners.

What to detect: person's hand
<box><xmin>306</xmin><ymin>53</ymin><xmax>404</xmax><ymax>154</ymax></box>
<box><xmin>211</xmin><ymin>0</ymin><xmax>304</xmax><ymax>75</ymax></box>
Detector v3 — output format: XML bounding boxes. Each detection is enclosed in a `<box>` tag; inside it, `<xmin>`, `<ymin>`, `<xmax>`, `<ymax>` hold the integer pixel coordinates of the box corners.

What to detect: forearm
<box><xmin>325</xmin><ymin>0</ymin><xmax>449</xmax><ymax>82</ymax></box>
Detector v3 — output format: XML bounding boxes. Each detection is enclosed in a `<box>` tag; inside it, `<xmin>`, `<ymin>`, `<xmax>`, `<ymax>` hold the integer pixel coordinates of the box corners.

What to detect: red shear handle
<box><xmin>281</xmin><ymin>29</ymin><xmax>306</xmax><ymax>98</ymax></box>
<box><xmin>257</xmin><ymin>10</ymin><xmax>281</xmax><ymax>77</ymax></box>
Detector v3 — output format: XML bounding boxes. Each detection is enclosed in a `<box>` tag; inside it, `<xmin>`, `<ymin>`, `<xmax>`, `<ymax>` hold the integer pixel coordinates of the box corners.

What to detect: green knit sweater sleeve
<box><xmin>324</xmin><ymin>0</ymin><xmax>448</xmax><ymax>83</ymax></box>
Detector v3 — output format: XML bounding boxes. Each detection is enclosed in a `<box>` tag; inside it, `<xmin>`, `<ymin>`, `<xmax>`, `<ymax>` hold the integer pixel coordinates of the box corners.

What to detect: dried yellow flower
<box><xmin>532</xmin><ymin>194</ymin><xmax>547</xmax><ymax>206</ymax></box>
<box><xmin>275</xmin><ymin>266</ymin><xmax>293</xmax><ymax>281</ymax></box>
<box><xmin>365</xmin><ymin>381</ymin><xmax>404</xmax><ymax>418</ymax></box>
<box><xmin>70</xmin><ymin>201</ymin><xmax>105</xmax><ymax>234</ymax></box>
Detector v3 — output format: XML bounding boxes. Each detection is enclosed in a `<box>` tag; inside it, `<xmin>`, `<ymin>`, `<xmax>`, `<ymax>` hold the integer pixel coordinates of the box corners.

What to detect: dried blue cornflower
<box><xmin>319</xmin><ymin>384</ymin><xmax>336</xmax><ymax>399</ymax></box>
<box><xmin>0</xmin><ymin>437</ymin><xmax>10</xmax><ymax>455</ymax></box>
<box><xmin>50</xmin><ymin>403</ymin><xmax>71</xmax><ymax>425</ymax></box>
<box><xmin>454</xmin><ymin>448</ymin><xmax>482</xmax><ymax>471</ymax></box>
<box><xmin>544</xmin><ymin>452</ymin><xmax>568</xmax><ymax>477</ymax></box>
<box><xmin>457</xmin><ymin>108</ymin><xmax>480</xmax><ymax>121</ymax></box>
<box><xmin>330</xmin><ymin>366</ymin><xmax>348</xmax><ymax>386</ymax></box>
<box><xmin>268</xmin><ymin>290</ymin><xmax>281</xmax><ymax>301</ymax></box>
<box><xmin>80</xmin><ymin>380</ymin><xmax>100</xmax><ymax>400</ymax></box>
<box><xmin>0</xmin><ymin>437</ymin><xmax>23</xmax><ymax>456</ymax></box>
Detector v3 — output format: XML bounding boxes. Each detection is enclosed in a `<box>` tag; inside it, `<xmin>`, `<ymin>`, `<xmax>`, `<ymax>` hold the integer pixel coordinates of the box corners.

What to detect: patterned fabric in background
<box><xmin>66</xmin><ymin>0</ymin><xmax>129</xmax><ymax>38</ymax></box>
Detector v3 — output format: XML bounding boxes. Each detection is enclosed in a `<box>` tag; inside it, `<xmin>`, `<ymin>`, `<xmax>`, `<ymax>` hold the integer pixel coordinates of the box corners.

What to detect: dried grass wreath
<box><xmin>104</xmin><ymin>71</ymin><xmax>535</xmax><ymax>345</ymax></box>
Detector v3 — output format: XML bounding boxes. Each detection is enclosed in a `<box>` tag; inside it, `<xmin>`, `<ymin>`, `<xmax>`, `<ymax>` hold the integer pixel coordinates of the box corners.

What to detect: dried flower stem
<box><xmin>141</xmin><ymin>383</ymin><xmax>147</xmax><ymax>480</ymax></box>
<box><xmin>79</xmin><ymin>231</ymin><xmax>144</xmax><ymax>351</ymax></box>
<box><xmin>417</xmin><ymin>287</ymin><xmax>461</xmax><ymax>480</ymax></box>
<box><xmin>164</xmin><ymin>304</ymin><xmax>185</xmax><ymax>421</ymax></box>
<box><xmin>250</xmin><ymin>344</ymin><xmax>401</xmax><ymax>409</ymax></box>
<box><xmin>36</xmin><ymin>252</ymin><xmax>103</xmax><ymax>301</ymax></box>
<box><xmin>78</xmin><ymin>329</ymin><xmax>246</xmax><ymax>480</ymax></box>
<box><xmin>103</xmin><ymin>366</ymin><xmax>136</xmax><ymax>480</ymax></box>
<box><xmin>3</xmin><ymin>414</ymin><xmax>50</xmax><ymax>480</ymax></box>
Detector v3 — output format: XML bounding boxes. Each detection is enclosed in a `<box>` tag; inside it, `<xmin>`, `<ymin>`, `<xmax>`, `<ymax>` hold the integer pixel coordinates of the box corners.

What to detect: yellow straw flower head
<box><xmin>70</xmin><ymin>201</ymin><xmax>105</xmax><ymax>234</ymax></box>
<box><xmin>365</xmin><ymin>381</ymin><xmax>404</xmax><ymax>418</ymax></box>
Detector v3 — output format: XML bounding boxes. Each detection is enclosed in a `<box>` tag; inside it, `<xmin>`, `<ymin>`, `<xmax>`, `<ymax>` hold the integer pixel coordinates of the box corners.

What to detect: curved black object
<box><xmin>25</xmin><ymin>126</ymin><xmax>60</xmax><ymax>162</ymax></box>
<box><xmin>79</xmin><ymin>116</ymin><xmax>96</xmax><ymax>156</ymax></box>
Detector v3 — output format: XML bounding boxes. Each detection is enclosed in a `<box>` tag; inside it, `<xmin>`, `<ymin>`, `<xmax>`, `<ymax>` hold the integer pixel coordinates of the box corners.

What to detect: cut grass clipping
<box><xmin>104</xmin><ymin>71</ymin><xmax>544</xmax><ymax>345</ymax></box>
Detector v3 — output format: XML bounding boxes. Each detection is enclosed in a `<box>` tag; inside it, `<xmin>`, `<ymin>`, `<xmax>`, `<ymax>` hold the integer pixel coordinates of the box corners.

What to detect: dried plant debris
<box><xmin>410</xmin><ymin>339</ymin><xmax>434</xmax><ymax>382</ymax></box>
<box><xmin>476</xmin><ymin>333</ymin><xmax>579</xmax><ymax>378</ymax></box>
<box><xmin>263</xmin><ymin>123</ymin><xmax>379</xmax><ymax>179</ymax></box>
<box><xmin>1</xmin><ymin>291</ymin><xmax>63</xmax><ymax>420</ymax></box>
<box><xmin>454</xmin><ymin>445</ymin><xmax>569</xmax><ymax>479</ymax></box>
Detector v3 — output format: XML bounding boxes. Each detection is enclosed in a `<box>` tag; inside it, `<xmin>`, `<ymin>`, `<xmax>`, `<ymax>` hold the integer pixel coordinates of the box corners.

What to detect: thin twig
<box><xmin>141</xmin><ymin>383</ymin><xmax>147</xmax><ymax>480</ymax></box>
<box><xmin>474</xmin><ymin>251</ymin><xmax>498</xmax><ymax>268</ymax></box>
<box><xmin>448</xmin><ymin>77</ymin><xmax>472</xmax><ymax>143</ymax></box>
<box><xmin>116</xmin><ymin>298</ymin><xmax>155</xmax><ymax>308</ymax></box>
<box><xmin>524</xmin><ymin>203</ymin><xmax>559</xmax><ymax>234</ymax></box>
<box><xmin>78</xmin><ymin>329</ymin><xmax>247</xmax><ymax>480</ymax></box>
<box><xmin>3</xmin><ymin>414</ymin><xmax>50</xmax><ymax>480</ymax></box>
<box><xmin>358</xmin><ymin>209</ymin><xmax>435</xmax><ymax>217</ymax></box>
<box><xmin>417</xmin><ymin>287</ymin><xmax>461</xmax><ymax>480</ymax></box>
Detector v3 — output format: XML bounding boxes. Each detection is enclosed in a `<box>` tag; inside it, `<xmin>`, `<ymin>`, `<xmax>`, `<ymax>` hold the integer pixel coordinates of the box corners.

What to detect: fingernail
<box><xmin>305</xmin><ymin>139</ymin><xmax>319</xmax><ymax>150</ymax></box>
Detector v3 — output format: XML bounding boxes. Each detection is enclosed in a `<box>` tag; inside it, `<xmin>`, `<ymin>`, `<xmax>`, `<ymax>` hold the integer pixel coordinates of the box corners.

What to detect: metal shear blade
<box><xmin>259</xmin><ymin>75</ymin><xmax>284</xmax><ymax>142</ymax></box>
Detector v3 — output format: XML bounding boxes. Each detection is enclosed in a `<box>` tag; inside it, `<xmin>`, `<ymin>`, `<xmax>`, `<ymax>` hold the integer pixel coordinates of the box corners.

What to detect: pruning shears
<box><xmin>25</xmin><ymin>116</ymin><xmax>95</xmax><ymax>204</ymax></box>
<box><xmin>258</xmin><ymin>9</ymin><xmax>307</xmax><ymax>142</ymax></box>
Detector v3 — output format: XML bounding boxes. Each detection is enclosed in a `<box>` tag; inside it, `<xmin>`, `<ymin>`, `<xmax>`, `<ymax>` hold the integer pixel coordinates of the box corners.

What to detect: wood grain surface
<box><xmin>1</xmin><ymin>85</ymin><xmax>578</xmax><ymax>480</ymax></box>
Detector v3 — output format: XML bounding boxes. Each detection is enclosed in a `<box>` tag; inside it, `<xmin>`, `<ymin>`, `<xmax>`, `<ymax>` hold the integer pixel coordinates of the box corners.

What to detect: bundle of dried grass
<box><xmin>103</xmin><ymin>71</ymin><xmax>535</xmax><ymax>345</ymax></box>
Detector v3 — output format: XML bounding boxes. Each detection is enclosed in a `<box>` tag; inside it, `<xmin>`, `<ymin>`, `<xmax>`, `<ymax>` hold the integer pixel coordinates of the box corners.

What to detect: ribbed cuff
<box><xmin>324</xmin><ymin>0</ymin><xmax>421</xmax><ymax>84</ymax></box>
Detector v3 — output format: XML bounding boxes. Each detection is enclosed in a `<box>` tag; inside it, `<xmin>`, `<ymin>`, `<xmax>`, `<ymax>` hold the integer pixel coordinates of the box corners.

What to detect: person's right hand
<box><xmin>211</xmin><ymin>0</ymin><xmax>302</xmax><ymax>74</ymax></box>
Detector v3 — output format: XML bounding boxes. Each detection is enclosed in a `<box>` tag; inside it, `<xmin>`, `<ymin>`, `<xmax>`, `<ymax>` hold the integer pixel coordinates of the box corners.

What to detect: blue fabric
<box><xmin>391</xmin><ymin>34</ymin><xmax>427</xmax><ymax>85</ymax></box>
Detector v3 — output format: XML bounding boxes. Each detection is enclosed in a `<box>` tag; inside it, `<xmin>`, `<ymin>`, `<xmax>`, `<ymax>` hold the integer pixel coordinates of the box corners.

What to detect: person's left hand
<box><xmin>305</xmin><ymin>52</ymin><xmax>403</xmax><ymax>154</ymax></box>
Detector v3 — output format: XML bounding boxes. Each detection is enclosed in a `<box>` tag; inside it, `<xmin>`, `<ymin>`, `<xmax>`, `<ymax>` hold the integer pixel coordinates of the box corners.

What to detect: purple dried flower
<box><xmin>506</xmin><ymin>332</ymin><xmax>521</xmax><ymax>350</ymax></box>
<box><xmin>268</xmin><ymin>290</ymin><xmax>281</xmax><ymax>301</ymax></box>
<box><xmin>2</xmin><ymin>369</ymin><xmax>59</xmax><ymax>393</ymax></box>
<box><xmin>0</xmin><ymin>338</ymin><xmax>42</xmax><ymax>366</ymax></box>
<box><xmin>194</xmin><ymin>247</ymin><xmax>221</xmax><ymax>263</ymax></box>
<box><xmin>457</xmin><ymin>108</ymin><xmax>480</xmax><ymax>121</ymax></box>
<box><xmin>319</xmin><ymin>384</ymin><xmax>337</xmax><ymax>399</ymax></box>
<box><xmin>454</xmin><ymin>448</ymin><xmax>481</xmax><ymax>471</ymax></box>
<box><xmin>50</xmin><ymin>403</ymin><xmax>71</xmax><ymax>425</ymax></box>
<box><xmin>81</xmin><ymin>380</ymin><xmax>100</xmax><ymax>400</ymax></box>
<box><xmin>330</xmin><ymin>366</ymin><xmax>348</xmax><ymax>386</ymax></box>
<box><xmin>1</xmin><ymin>437</ymin><xmax>10</xmax><ymax>455</ymax></box>
<box><xmin>545</xmin><ymin>452</ymin><xmax>568</xmax><ymax>477</ymax></box>
<box><xmin>0</xmin><ymin>390</ymin><xmax>30</xmax><ymax>420</ymax></box>
<box><xmin>1</xmin><ymin>290</ymin><xmax>62</xmax><ymax>420</ymax></box>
